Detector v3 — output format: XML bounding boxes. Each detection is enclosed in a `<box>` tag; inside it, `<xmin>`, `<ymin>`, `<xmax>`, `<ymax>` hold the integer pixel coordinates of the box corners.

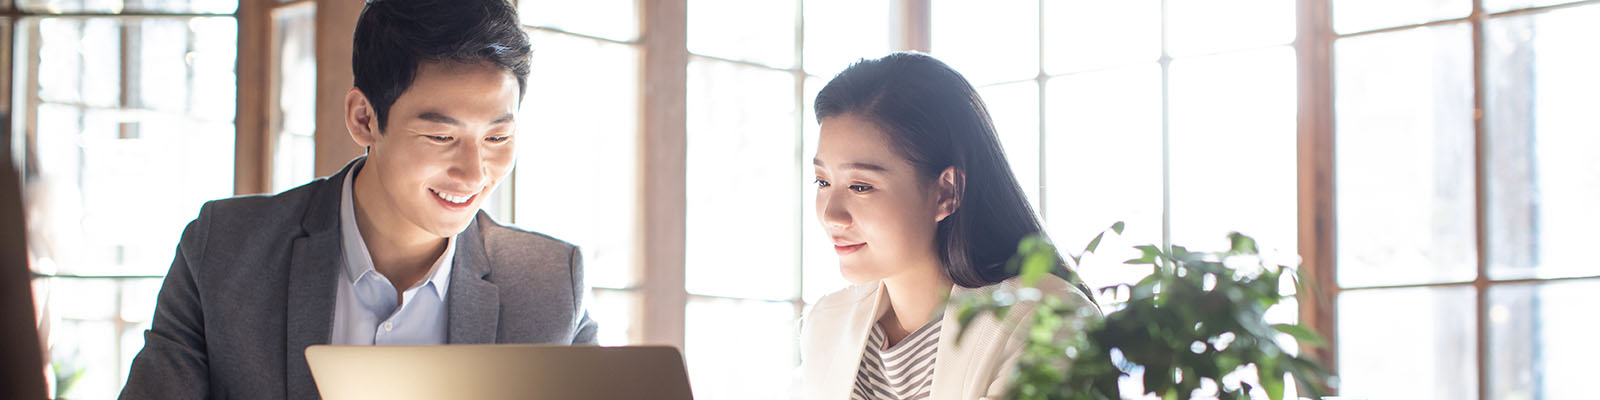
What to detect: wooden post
<box><xmin>313</xmin><ymin>0</ymin><xmax>366</xmax><ymax>176</ymax></box>
<box><xmin>637</xmin><ymin>0</ymin><xmax>688</xmax><ymax>349</ymax></box>
<box><xmin>1295</xmin><ymin>0</ymin><xmax>1339</xmax><ymax>390</ymax></box>
<box><xmin>236</xmin><ymin>0</ymin><xmax>272</xmax><ymax>195</ymax></box>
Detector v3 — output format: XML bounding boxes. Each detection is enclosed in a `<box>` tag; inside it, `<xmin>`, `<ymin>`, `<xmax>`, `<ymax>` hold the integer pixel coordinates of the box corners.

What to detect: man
<box><xmin>120</xmin><ymin>0</ymin><xmax>597</xmax><ymax>398</ymax></box>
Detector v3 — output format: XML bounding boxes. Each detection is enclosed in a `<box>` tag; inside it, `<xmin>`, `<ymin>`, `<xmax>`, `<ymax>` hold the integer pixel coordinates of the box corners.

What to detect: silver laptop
<box><xmin>306</xmin><ymin>344</ymin><xmax>693</xmax><ymax>400</ymax></box>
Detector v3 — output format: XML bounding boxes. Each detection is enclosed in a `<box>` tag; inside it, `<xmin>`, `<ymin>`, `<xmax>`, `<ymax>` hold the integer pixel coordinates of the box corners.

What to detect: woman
<box><xmin>800</xmin><ymin>52</ymin><xmax>1098</xmax><ymax>400</ymax></box>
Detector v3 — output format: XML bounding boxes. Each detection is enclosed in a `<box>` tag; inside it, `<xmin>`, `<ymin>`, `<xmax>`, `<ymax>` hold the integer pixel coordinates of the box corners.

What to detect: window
<box><xmin>13</xmin><ymin>0</ymin><xmax>242</xmax><ymax>397</ymax></box>
<box><xmin>511</xmin><ymin>1</ymin><xmax>889</xmax><ymax>398</ymax></box>
<box><xmin>11</xmin><ymin>0</ymin><xmax>1595</xmax><ymax>398</ymax></box>
<box><xmin>270</xmin><ymin>2</ymin><xmax>315</xmax><ymax>193</ymax></box>
<box><xmin>1331</xmin><ymin>1</ymin><xmax>1600</xmax><ymax>398</ymax></box>
<box><xmin>926</xmin><ymin>0</ymin><xmax>1301</xmax><ymax>394</ymax></box>
<box><xmin>684</xmin><ymin>0</ymin><xmax>898</xmax><ymax>396</ymax></box>
<box><xmin>510</xmin><ymin>0</ymin><xmax>643</xmax><ymax>346</ymax></box>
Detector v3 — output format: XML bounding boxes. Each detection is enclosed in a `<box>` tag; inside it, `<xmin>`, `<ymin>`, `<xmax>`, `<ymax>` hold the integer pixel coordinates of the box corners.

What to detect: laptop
<box><xmin>306</xmin><ymin>344</ymin><xmax>694</xmax><ymax>400</ymax></box>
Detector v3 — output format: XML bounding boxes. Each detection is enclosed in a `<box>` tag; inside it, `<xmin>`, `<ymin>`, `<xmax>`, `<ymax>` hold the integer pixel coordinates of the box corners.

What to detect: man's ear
<box><xmin>934</xmin><ymin>166</ymin><xmax>964</xmax><ymax>223</ymax></box>
<box><xmin>346</xmin><ymin>88</ymin><xmax>380</xmax><ymax>148</ymax></box>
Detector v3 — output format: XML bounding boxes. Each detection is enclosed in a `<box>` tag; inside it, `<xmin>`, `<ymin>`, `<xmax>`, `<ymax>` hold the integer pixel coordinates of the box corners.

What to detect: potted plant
<box><xmin>954</xmin><ymin>223</ymin><xmax>1332</xmax><ymax>400</ymax></box>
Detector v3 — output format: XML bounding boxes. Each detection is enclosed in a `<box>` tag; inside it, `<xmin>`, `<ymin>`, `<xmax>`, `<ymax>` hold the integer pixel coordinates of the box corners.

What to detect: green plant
<box><xmin>955</xmin><ymin>223</ymin><xmax>1331</xmax><ymax>400</ymax></box>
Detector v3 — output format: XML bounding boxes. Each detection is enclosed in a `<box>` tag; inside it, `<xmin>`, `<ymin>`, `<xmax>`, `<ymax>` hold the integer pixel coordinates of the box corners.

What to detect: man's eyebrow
<box><xmin>417</xmin><ymin>112</ymin><xmax>461</xmax><ymax>126</ymax></box>
<box><xmin>415</xmin><ymin>112</ymin><xmax>516</xmax><ymax>126</ymax></box>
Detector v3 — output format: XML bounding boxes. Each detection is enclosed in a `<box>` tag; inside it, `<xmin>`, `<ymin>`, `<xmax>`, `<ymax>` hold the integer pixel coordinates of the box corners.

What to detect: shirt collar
<box><xmin>339</xmin><ymin>164</ymin><xmax>456</xmax><ymax>300</ymax></box>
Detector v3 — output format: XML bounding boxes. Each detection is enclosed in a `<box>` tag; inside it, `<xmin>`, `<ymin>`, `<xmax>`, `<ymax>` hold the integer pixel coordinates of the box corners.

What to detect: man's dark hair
<box><xmin>352</xmin><ymin>0</ymin><xmax>531</xmax><ymax>132</ymax></box>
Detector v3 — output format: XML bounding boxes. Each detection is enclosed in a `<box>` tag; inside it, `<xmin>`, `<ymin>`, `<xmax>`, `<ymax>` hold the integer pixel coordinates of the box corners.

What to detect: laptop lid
<box><xmin>306</xmin><ymin>344</ymin><xmax>694</xmax><ymax>400</ymax></box>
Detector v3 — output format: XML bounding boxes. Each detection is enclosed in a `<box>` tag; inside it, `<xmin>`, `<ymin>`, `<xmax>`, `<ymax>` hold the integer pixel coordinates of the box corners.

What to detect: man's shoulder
<box><xmin>198</xmin><ymin>177</ymin><xmax>327</xmax><ymax>230</ymax></box>
<box><xmin>473</xmin><ymin>214</ymin><xmax>578</xmax><ymax>262</ymax></box>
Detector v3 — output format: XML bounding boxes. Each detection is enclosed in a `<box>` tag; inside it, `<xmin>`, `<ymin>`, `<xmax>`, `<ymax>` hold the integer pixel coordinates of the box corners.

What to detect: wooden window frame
<box><xmin>285</xmin><ymin>1</ymin><xmax>1600</xmax><ymax>398</ymax></box>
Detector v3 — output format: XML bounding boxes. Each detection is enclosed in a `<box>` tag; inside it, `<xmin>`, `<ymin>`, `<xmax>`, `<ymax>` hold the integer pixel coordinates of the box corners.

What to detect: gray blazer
<box><xmin>119</xmin><ymin>158</ymin><xmax>598</xmax><ymax>400</ymax></box>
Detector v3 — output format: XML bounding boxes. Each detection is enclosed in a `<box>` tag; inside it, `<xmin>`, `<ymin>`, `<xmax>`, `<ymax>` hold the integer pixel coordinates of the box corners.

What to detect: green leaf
<box><xmin>1126</xmin><ymin>245</ymin><xmax>1162</xmax><ymax>265</ymax></box>
<box><xmin>1085</xmin><ymin>232</ymin><xmax>1106</xmax><ymax>255</ymax></box>
<box><xmin>955</xmin><ymin>306</ymin><xmax>980</xmax><ymax>344</ymax></box>
<box><xmin>1111</xmin><ymin>221</ymin><xmax>1125</xmax><ymax>235</ymax></box>
<box><xmin>1271</xmin><ymin>324</ymin><xmax>1326</xmax><ymax>347</ymax></box>
<box><xmin>1258</xmin><ymin>363</ymin><xmax>1285</xmax><ymax>400</ymax></box>
<box><xmin>1228</xmin><ymin>232</ymin><xmax>1259</xmax><ymax>255</ymax></box>
<box><xmin>1020</xmin><ymin>249</ymin><xmax>1055</xmax><ymax>287</ymax></box>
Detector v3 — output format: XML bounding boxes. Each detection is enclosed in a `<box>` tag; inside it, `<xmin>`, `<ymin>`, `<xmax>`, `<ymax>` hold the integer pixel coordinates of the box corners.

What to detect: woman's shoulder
<box><xmin>809</xmin><ymin>281</ymin><xmax>882</xmax><ymax>312</ymax></box>
<box><xmin>983</xmin><ymin>274</ymin><xmax>1100</xmax><ymax>315</ymax></box>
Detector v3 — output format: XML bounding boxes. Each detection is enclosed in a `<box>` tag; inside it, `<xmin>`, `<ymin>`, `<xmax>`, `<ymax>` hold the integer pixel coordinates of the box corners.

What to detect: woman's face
<box><xmin>813</xmin><ymin>113</ymin><xmax>952</xmax><ymax>284</ymax></box>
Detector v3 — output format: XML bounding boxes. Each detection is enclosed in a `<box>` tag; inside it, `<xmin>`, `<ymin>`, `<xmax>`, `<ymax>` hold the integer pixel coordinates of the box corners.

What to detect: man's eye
<box><xmin>486</xmin><ymin>136</ymin><xmax>511</xmax><ymax>143</ymax></box>
<box><xmin>426</xmin><ymin>135</ymin><xmax>453</xmax><ymax>142</ymax></box>
<box><xmin>848</xmin><ymin>184</ymin><xmax>872</xmax><ymax>193</ymax></box>
<box><xmin>814</xmin><ymin>179</ymin><xmax>830</xmax><ymax>188</ymax></box>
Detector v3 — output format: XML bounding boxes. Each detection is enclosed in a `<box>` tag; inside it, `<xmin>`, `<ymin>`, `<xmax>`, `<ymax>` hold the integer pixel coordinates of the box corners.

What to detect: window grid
<box><xmin>1321</xmin><ymin>0</ymin><xmax>1600</xmax><ymax>397</ymax></box>
<box><xmin>10</xmin><ymin>2</ymin><xmax>253</xmax><ymax>397</ymax></box>
<box><xmin>516</xmin><ymin>15</ymin><xmax>647</xmax><ymax>343</ymax></box>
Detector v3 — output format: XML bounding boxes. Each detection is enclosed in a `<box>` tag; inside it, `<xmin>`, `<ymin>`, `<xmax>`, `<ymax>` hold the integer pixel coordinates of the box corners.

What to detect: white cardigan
<box><xmin>799</xmin><ymin>275</ymin><xmax>1098</xmax><ymax>400</ymax></box>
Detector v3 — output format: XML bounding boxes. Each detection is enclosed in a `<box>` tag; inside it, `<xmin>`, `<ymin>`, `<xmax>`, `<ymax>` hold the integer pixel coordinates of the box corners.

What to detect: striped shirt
<box><xmin>850</xmin><ymin>319</ymin><xmax>942</xmax><ymax>400</ymax></box>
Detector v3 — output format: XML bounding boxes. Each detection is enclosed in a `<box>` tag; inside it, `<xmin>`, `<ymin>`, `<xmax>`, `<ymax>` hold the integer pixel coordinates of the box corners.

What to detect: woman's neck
<box><xmin>878</xmin><ymin>261</ymin><xmax>954</xmax><ymax>347</ymax></box>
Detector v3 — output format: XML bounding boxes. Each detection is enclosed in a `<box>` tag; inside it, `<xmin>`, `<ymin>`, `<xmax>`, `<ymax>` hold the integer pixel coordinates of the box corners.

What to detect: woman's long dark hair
<box><xmin>814</xmin><ymin>52</ymin><xmax>1074</xmax><ymax>289</ymax></box>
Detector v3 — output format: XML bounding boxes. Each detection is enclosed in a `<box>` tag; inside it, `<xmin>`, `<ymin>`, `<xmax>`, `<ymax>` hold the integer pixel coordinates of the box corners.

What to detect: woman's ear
<box><xmin>346</xmin><ymin>88</ymin><xmax>379</xmax><ymax>148</ymax></box>
<box><xmin>934</xmin><ymin>166</ymin><xmax>964</xmax><ymax>223</ymax></box>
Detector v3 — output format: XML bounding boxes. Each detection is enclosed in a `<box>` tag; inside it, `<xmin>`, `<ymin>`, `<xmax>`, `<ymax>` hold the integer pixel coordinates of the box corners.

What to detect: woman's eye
<box><xmin>814</xmin><ymin>179</ymin><xmax>830</xmax><ymax>188</ymax></box>
<box><xmin>848</xmin><ymin>184</ymin><xmax>873</xmax><ymax>193</ymax></box>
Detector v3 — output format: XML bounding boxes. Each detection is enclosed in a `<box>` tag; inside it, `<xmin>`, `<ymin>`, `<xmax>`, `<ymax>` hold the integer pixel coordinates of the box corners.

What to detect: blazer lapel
<box><xmin>447</xmin><ymin>214</ymin><xmax>499</xmax><ymax>344</ymax></box>
<box><xmin>932</xmin><ymin>284</ymin><xmax>982</xmax><ymax>399</ymax></box>
<box><xmin>817</xmin><ymin>282</ymin><xmax>889</xmax><ymax>399</ymax></box>
<box><xmin>284</xmin><ymin>158</ymin><xmax>358</xmax><ymax>399</ymax></box>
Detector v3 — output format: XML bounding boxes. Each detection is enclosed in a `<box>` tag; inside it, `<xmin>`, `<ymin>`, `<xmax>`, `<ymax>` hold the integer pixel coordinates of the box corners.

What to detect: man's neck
<box><xmin>878</xmin><ymin>259</ymin><xmax>953</xmax><ymax>347</ymax></box>
<box><xmin>350</xmin><ymin>170</ymin><xmax>448</xmax><ymax>294</ymax></box>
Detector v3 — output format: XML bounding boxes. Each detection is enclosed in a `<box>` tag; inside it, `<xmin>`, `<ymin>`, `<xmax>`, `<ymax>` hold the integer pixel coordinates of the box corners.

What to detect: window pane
<box><xmin>688</xmin><ymin>0</ymin><xmax>796</xmax><ymax>68</ymax></box>
<box><xmin>802</xmin><ymin>77</ymin><xmax>849</xmax><ymax>303</ymax></box>
<box><xmin>35</xmin><ymin>277</ymin><xmax>161</xmax><ymax>399</ymax></box>
<box><xmin>21</xmin><ymin>15</ymin><xmax>235</xmax><ymax>398</ymax></box>
<box><xmin>1333</xmin><ymin>0</ymin><xmax>1469</xmax><ymax>34</ymax></box>
<box><xmin>587</xmin><ymin>289</ymin><xmax>637</xmax><ymax>346</ymax></box>
<box><xmin>24</xmin><ymin>17</ymin><xmax>236</xmax><ymax>277</ymax></box>
<box><xmin>930</xmin><ymin>0</ymin><xmax>1039</xmax><ymax>85</ymax></box>
<box><xmin>1334</xmin><ymin>25</ymin><xmax>1476</xmax><ymax>288</ymax></box>
<box><xmin>46</xmin><ymin>318</ymin><xmax>120</xmax><ymax>399</ymax></box>
<box><xmin>1485</xmin><ymin>5</ymin><xmax>1600</xmax><ymax>281</ymax></box>
<box><xmin>519</xmin><ymin>0</ymin><xmax>639</xmax><ymax>42</ymax></box>
<box><xmin>1165</xmin><ymin>0</ymin><xmax>1295</xmax><ymax>57</ymax></box>
<box><xmin>685</xmin><ymin>59</ymin><xmax>799</xmax><ymax>300</ymax></box>
<box><xmin>271</xmin><ymin>4</ymin><xmax>316</xmax><ymax>193</ymax></box>
<box><xmin>1338</xmin><ymin>286</ymin><xmax>1477</xmax><ymax>400</ymax></box>
<box><xmin>1168</xmin><ymin>47</ymin><xmax>1296</xmax><ymax>253</ymax></box>
<box><xmin>684</xmin><ymin>297</ymin><xmax>797</xmax><ymax>400</ymax></box>
<box><xmin>513</xmin><ymin>31</ymin><xmax>640</xmax><ymax>290</ymax></box>
<box><xmin>977</xmin><ymin>81</ymin><xmax>1040</xmax><ymax>211</ymax></box>
<box><xmin>19</xmin><ymin>0</ymin><xmax>235</xmax><ymax>14</ymax></box>
<box><xmin>1044</xmin><ymin>65</ymin><xmax>1162</xmax><ymax>290</ymax></box>
<box><xmin>1042</xmin><ymin>0</ymin><xmax>1159</xmax><ymax>75</ymax></box>
<box><xmin>801</xmin><ymin>0</ymin><xmax>890</xmax><ymax>78</ymax></box>
<box><xmin>1489</xmin><ymin>280</ymin><xmax>1600</xmax><ymax>399</ymax></box>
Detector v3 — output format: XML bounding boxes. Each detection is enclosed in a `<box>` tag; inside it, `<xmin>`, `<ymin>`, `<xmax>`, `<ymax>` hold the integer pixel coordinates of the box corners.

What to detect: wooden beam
<box><xmin>892</xmin><ymin>0</ymin><xmax>930</xmax><ymax>52</ymax></box>
<box><xmin>637</xmin><ymin>0</ymin><xmax>688</xmax><ymax>349</ymax></box>
<box><xmin>235</xmin><ymin>0</ymin><xmax>271</xmax><ymax>195</ymax></box>
<box><xmin>313</xmin><ymin>0</ymin><xmax>364</xmax><ymax>176</ymax></box>
<box><xmin>1295</xmin><ymin>0</ymin><xmax>1339</xmax><ymax>390</ymax></box>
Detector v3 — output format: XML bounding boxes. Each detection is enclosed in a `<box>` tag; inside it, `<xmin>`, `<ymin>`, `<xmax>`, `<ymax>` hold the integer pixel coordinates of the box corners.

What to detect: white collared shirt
<box><xmin>331</xmin><ymin>165</ymin><xmax>456</xmax><ymax>345</ymax></box>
